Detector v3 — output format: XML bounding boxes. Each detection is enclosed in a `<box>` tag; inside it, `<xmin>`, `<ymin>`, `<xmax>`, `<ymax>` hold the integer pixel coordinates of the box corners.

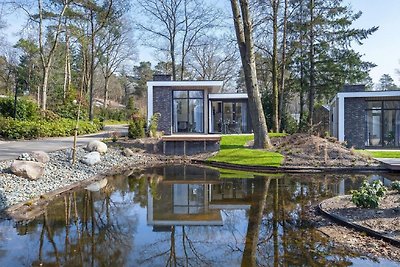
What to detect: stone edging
<box><xmin>192</xmin><ymin>159</ymin><xmax>388</xmax><ymax>173</ymax></box>
<box><xmin>318</xmin><ymin>197</ymin><xmax>400</xmax><ymax>248</ymax></box>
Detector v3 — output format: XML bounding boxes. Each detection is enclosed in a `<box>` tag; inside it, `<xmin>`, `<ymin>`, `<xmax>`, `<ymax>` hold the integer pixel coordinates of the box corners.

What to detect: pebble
<box><xmin>0</xmin><ymin>146</ymin><xmax>154</xmax><ymax>211</ymax></box>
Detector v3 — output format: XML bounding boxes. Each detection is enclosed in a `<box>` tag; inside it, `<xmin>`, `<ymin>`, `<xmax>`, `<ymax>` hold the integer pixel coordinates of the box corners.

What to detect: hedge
<box><xmin>0</xmin><ymin>118</ymin><xmax>103</xmax><ymax>139</ymax></box>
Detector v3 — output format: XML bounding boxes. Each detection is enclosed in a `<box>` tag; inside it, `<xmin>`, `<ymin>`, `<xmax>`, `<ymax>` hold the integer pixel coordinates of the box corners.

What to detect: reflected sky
<box><xmin>0</xmin><ymin>165</ymin><xmax>398</xmax><ymax>267</ymax></box>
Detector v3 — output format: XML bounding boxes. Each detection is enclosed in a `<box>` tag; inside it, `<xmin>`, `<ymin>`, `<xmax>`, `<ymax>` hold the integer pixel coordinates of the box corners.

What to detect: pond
<box><xmin>0</xmin><ymin>165</ymin><xmax>398</xmax><ymax>266</ymax></box>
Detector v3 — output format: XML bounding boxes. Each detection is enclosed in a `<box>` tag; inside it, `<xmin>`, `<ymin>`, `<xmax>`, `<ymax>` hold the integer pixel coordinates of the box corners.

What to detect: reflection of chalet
<box><xmin>146</xmin><ymin>165</ymin><xmax>255</xmax><ymax>229</ymax></box>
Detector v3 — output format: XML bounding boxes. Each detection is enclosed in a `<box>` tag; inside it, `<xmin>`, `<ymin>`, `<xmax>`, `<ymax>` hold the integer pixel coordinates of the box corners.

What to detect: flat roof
<box><xmin>147</xmin><ymin>80</ymin><xmax>223</xmax><ymax>87</ymax></box>
<box><xmin>208</xmin><ymin>93</ymin><xmax>248</xmax><ymax>99</ymax></box>
<box><xmin>337</xmin><ymin>90</ymin><xmax>400</xmax><ymax>98</ymax></box>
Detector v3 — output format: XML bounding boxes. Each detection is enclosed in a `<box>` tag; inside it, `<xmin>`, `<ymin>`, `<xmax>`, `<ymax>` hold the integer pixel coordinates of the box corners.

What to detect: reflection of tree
<box><xmin>30</xmin><ymin>177</ymin><xmax>138</xmax><ymax>266</ymax></box>
<box><xmin>241</xmin><ymin>177</ymin><xmax>271</xmax><ymax>267</ymax></box>
<box><xmin>139</xmin><ymin>225</ymin><xmax>213</xmax><ymax>266</ymax></box>
<box><xmin>255</xmin><ymin>176</ymin><xmax>365</xmax><ymax>266</ymax></box>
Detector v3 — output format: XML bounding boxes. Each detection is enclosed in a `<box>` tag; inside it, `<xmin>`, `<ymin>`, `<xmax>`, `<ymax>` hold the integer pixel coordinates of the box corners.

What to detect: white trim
<box><xmin>337</xmin><ymin>91</ymin><xmax>400</xmax><ymax>98</ymax></box>
<box><xmin>147</xmin><ymin>80</ymin><xmax>223</xmax><ymax>87</ymax></box>
<box><xmin>338</xmin><ymin>95</ymin><xmax>345</xmax><ymax>141</ymax></box>
<box><xmin>147</xmin><ymin>83</ymin><xmax>153</xmax><ymax>124</ymax></box>
<box><xmin>208</xmin><ymin>93</ymin><xmax>248</xmax><ymax>99</ymax></box>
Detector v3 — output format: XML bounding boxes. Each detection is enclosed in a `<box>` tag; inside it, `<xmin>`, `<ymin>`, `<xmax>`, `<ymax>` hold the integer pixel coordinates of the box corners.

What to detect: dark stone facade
<box><xmin>344</xmin><ymin>98</ymin><xmax>366</xmax><ymax>148</ymax></box>
<box><xmin>153</xmin><ymin>87</ymin><xmax>172</xmax><ymax>135</ymax></box>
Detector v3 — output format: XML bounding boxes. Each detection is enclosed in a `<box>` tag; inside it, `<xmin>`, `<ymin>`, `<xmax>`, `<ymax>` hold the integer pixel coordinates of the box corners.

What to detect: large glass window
<box><xmin>366</xmin><ymin>100</ymin><xmax>400</xmax><ymax>147</ymax></box>
<box><xmin>173</xmin><ymin>90</ymin><xmax>204</xmax><ymax>133</ymax></box>
<box><xmin>210</xmin><ymin>100</ymin><xmax>250</xmax><ymax>134</ymax></box>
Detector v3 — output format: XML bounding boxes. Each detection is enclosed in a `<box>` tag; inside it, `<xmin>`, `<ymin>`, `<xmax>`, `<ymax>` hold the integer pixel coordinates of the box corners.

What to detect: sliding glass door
<box><xmin>366</xmin><ymin>101</ymin><xmax>400</xmax><ymax>147</ymax></box>
<box><xmin>210</xmin><ymin>100</ymin><xmax>251</xmax><ymax>134</ymax></box>
<box><xmin>173</xmin><ymin>90</ymin><xmax>204</xmax><ymax>133</ymax></box>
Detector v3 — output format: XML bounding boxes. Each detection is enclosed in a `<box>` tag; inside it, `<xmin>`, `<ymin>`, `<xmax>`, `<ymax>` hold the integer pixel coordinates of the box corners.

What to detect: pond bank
<box><xmin>318</xmin><ymin>193</ymin><xmax>400</xmax><ymax>247</ymax></box>
<box><xmin>0</xmin><ymin>146</ymin><xmax>188</xmax><ymax>215</ymax></box>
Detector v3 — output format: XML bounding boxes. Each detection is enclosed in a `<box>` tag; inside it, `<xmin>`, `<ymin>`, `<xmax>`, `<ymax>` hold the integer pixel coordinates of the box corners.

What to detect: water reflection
<box><xmin>0</xmin><ymin>165</ymin><xmax>398</xmax><ymax>266</ymax></box>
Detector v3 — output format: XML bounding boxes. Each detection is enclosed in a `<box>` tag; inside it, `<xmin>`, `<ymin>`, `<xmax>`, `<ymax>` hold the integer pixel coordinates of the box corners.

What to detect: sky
<box><xmin>2</xmin><ymin>1</ymin><xmax>400</xmax><ymax>85</ymax></box>
<box><xmin>344</xmin><ymin>0</ymin><xmax>400</xmax><ymax>84</ymax></box>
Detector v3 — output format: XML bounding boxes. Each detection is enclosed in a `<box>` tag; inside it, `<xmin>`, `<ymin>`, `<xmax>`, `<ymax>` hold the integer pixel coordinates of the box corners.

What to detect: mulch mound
<box><xmin>271</xmin><ymin>134</ymin><xmax>377</xmax><ymax>167</ymax></box>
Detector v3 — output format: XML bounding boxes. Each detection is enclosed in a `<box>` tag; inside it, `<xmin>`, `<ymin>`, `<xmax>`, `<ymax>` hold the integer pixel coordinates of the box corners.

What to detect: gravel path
<box><xmin>0</xmin><ymin>146</ymin><xmax>160</xmax><ymax>211</ymax></box>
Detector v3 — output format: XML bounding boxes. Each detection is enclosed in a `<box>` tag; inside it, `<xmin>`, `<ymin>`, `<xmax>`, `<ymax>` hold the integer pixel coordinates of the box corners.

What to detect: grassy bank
<box><xmin>208</xmin><ymin>134</ymin><xmax>285</xmax><ymax>167</ymax></box>
<box><xmin>358</xmin><ymin>150</ymin><xmax>400</xmax><ymax>158</ymax></box>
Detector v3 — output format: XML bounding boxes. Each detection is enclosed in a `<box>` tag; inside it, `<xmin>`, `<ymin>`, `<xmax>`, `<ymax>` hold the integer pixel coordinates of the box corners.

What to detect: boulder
<box><xmin>31</xmin><ymin>151</ymin><xmax>50</xmax><ymax>164</ymax></box>
<box><xmin>85</xmin><ymin>178</ymin><xmax>108</xmax><ymax>192</ymax></box>
<box><xmin>81</xmin><ymin>152</ymin><xmax>101</xmax><ymax>166</ymax></box>
<box><xmin>122</xmin><ymin>148</ymin><xmax>135</xmax><ymax>157</ymax></box>
<box><xmin>87</xmin><ymin>140</ymin><xmax>108</xmax><ymax>154</ymax></box>
<box><xmin>10</xmin><ymin>160</ymin><xmax>45</xmax><ymax>180</ymax></box>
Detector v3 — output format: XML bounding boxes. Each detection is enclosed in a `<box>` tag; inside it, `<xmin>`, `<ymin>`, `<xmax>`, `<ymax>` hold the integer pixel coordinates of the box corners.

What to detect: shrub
<box><xmin>0</xmin><ymin>117</ymin><xmax>103</xmax><ymax>139</ymax></box>
<box><xmin>148</xmin><ymin>112</ymin><xmax>161</xmax><ymax>137</ymax></box>
<box><xmin>95</xmin><ymin>107</ymin><xmax>127</xmax><ymax>122</ymax></box>
<box><xmin>351</xmin><ymin>180</ymin><xmax>387</xmax><ymax>208</ymax></box>
<box><xmin>391</xmin><ymin>181</ymin><xmax>400</xmax><ymax>193</ymax></box>
<box><xmin>128</xmin><ymin>114</ymin><xmax>145</xmax><ymax>139</ymax></box>
<box><xmin>0</xmin><ymin>97</ymin><xmax>40</xmax><ymax>120</ymax></box>
<box><xmin>55</xmin><ymin>102</ymin><xmax>88</xmax><ymax>120</ymax></box>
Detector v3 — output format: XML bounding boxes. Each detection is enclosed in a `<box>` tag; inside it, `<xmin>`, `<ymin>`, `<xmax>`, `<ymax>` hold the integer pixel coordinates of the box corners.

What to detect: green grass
<box><xmin>217</xmin><ymin>168</ymin><xmax>284</xmax><ymax>179</ymax></box>
<box><xmin>209</xmin><ymin>134</ymin><xmax>285</xmax><ymax>167</ymax></box>
<box><xmin>358</xmin><ymin>150</ymin><xmax>400</xmax><ymax>158</ymax></box>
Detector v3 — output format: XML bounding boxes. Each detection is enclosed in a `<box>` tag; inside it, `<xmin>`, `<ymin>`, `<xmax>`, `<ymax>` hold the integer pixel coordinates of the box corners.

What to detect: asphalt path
<box><xmin>0</xmin><ymin>124</ymin><xmax>128</xmax><ymax>161</ymax></box>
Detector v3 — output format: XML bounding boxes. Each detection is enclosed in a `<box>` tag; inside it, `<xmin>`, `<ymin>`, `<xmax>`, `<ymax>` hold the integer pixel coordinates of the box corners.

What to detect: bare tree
<box><xmin>136</xmin><ymin>0</ymin><xmax>220</xmax><ymax>81</ymax></box>
<box><xmin>98</xmin><ymin>19</ymin><xmax>135</xmax><ymax>108</ymax></box>
<box><xmin>230</xmin><ymin>0</ymin><xmax>271</xmax><ymax>148</ymax></box>
<box><xmin>36</xmin><ymin>0</ymin><xmax>70</xmax><ymax>110</ymax></box>
<box><xmin>187</xmin><ymin>36</ymin><xmax>239</xmax><ymax>90</ymax></box>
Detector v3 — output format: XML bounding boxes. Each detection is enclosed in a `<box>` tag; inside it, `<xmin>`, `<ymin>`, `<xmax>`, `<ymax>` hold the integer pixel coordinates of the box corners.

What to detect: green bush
<box><xmin>391</xmin><ymin>181</ymin><xmax>400</xmax><ymax>193</ymax></box>
<box><xmin>0</xmin><ymin>117</ymin><xmax>103</xmax><ymax>139</ymax></box>
<box><xmin>0</xmin><ymin>97</ymin><xmax>40</xmax><ymax>120</ymax></box>
<box><xmin>128</xmin><ymin>114</ymin><xmax>145</xmax><ymax>139</ymax></box>
<box><xmin>148</xmin><ymin>112</ymin><xmax>161</xmax><ymax>137</ymax></box>
<box><xmin>351</xmin><ymin>180</ymin><xmax>387</xmax><ymax>208</ymax></box>
<box><xmin>95</xmin><ymin>107</ymin><xmax>128</xmax><ymax>122</ymax></box>
<box><xmin>54</xmin><ymin>102</ymin><xmax>88</xmax><ymax>120</ymax></box>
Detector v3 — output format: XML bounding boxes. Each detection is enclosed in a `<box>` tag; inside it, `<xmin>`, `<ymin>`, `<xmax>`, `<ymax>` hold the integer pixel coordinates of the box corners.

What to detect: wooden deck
<box><xmin>375</xmin><ymin>158</ymin><xmax>400</xmax><ymax>171</ymax></box>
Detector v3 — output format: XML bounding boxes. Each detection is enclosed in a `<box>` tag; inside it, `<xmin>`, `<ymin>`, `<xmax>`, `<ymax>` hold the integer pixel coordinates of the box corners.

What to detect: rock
<box><xmin>81</xmin><ymin>152</ymin><xmax>101</xmax><ymax>166</ymax></box>
<box><xmin>85</xmin><ymin>178</ymin><xmax>108</xmax><ymax>192</ymax></box>
<box><xmin>87</xmin><ymin>140</ymin><xmax>108</xmax><ymax>154</ymax></box>
<box><xmin>31</xmin><ymin>151</ymin><xmax>50</xmax><ymax>164</ymax></box>
<box><xmin>122</xmin><ymin>148</ymin><xmax>134</xmax><ymax>157</ymax></box>
<box><xmin>10</xmin><ymin>160</ymin><xmax>45</xmax><ymax>180</ymax></box>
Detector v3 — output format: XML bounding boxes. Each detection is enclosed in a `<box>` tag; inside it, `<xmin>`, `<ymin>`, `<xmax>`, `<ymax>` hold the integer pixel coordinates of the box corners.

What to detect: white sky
<box><xmin>2</xmin><ymin>1</ymin><xmax>400</xmax><ymax>84</ymax></box>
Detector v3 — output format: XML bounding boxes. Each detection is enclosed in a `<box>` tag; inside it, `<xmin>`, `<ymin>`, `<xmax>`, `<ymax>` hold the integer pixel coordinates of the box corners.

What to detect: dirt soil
<box><xmin>271</xmin><ymin>133</ymin><xmax>379</xmax><ymax>167</ymax></box>
<box><xmin>320</xmin><ymin>192</ymin><xmax>400</xmax><ymax>241</ymax></box>
<box><xmin>308</xmin><ymin>193</ymin><xmax>400</xmax><ymax>262</ymax></box>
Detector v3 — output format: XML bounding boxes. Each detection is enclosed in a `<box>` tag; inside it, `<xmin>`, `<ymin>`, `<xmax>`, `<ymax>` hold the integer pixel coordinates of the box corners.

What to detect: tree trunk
<box><xmin>308</xmin><ymin>0</ymin><xmax>315</xmax><ymax>126</ymax></box>
<box><xmin>63</xmin><ymin>24</ymin><xmax>71</xmax><ymax>101</ymax></box>
<box><xmin>170</xmin><ymin>39</ymin><xmax>177</xmax><ymax>81</ymax></box>
<box><xmin>41</xmin><ymin>65</ymin><xmax>50</xmax><ymax>110</ymax></box>
<box><xmin>103</xmin><ymin>74</ymin><xmax>110</xmax><ymax>108</ymax></box>
<box><xmin>89</xmin><ymin>9</ymin><xmax>95</xmax><ymax>121</ymax></box>
<box><xmin>230</xmin><ymin>0</ymin><xmax>271</xmax><ymax>149</ymax></box>
<box><xmin>272</xmin><ymin>0</ymin><xmax>279</xmax><ymax>133</ymax></box>
<box><xmin>278</xmin><ymin>0</ymin><xmax>288</xmax><ymax>132</ymax></box>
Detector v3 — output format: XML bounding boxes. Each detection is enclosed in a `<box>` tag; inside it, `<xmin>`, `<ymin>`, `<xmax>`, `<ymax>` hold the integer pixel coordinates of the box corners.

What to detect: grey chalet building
<box><xmin>330</xmin><ymin>84</ymin><xmax>400</xmax><ymax>148</ymax></box>
<box><xmin>147</xmin><ymin>75</ymin><xmax>252</xmax><ymax>135</ymax></box>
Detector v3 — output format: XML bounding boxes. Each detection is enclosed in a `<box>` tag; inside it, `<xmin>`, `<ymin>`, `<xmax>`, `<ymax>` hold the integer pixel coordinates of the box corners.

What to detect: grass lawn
<box><xmin>358</xmin><ymin>150</ymin><xmax>400</xmax><ymax>158</ymax></box>
<box><xmin>208</xmin><ymin>134</ymin><xmax>285</xmax><ymax>167</ymax></box>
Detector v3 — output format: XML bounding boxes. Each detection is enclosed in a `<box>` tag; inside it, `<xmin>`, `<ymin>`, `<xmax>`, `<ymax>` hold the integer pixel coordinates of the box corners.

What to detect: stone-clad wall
<box><xmin>344</xmin><ymin>98</ymin><xmax>366</xmax><ymax>148</ymax></box>
<box><xmin>153</xmin><ymin>87</ymin><xmax>172</xmax><ymax>135</ymax></box>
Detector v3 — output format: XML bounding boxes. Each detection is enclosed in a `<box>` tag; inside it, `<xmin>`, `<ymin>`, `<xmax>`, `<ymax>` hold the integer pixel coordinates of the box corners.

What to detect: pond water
<box><xmin>0</xmin><ymin>165</ymin><xmax>398</xmax><ymax>266</ymax></box>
